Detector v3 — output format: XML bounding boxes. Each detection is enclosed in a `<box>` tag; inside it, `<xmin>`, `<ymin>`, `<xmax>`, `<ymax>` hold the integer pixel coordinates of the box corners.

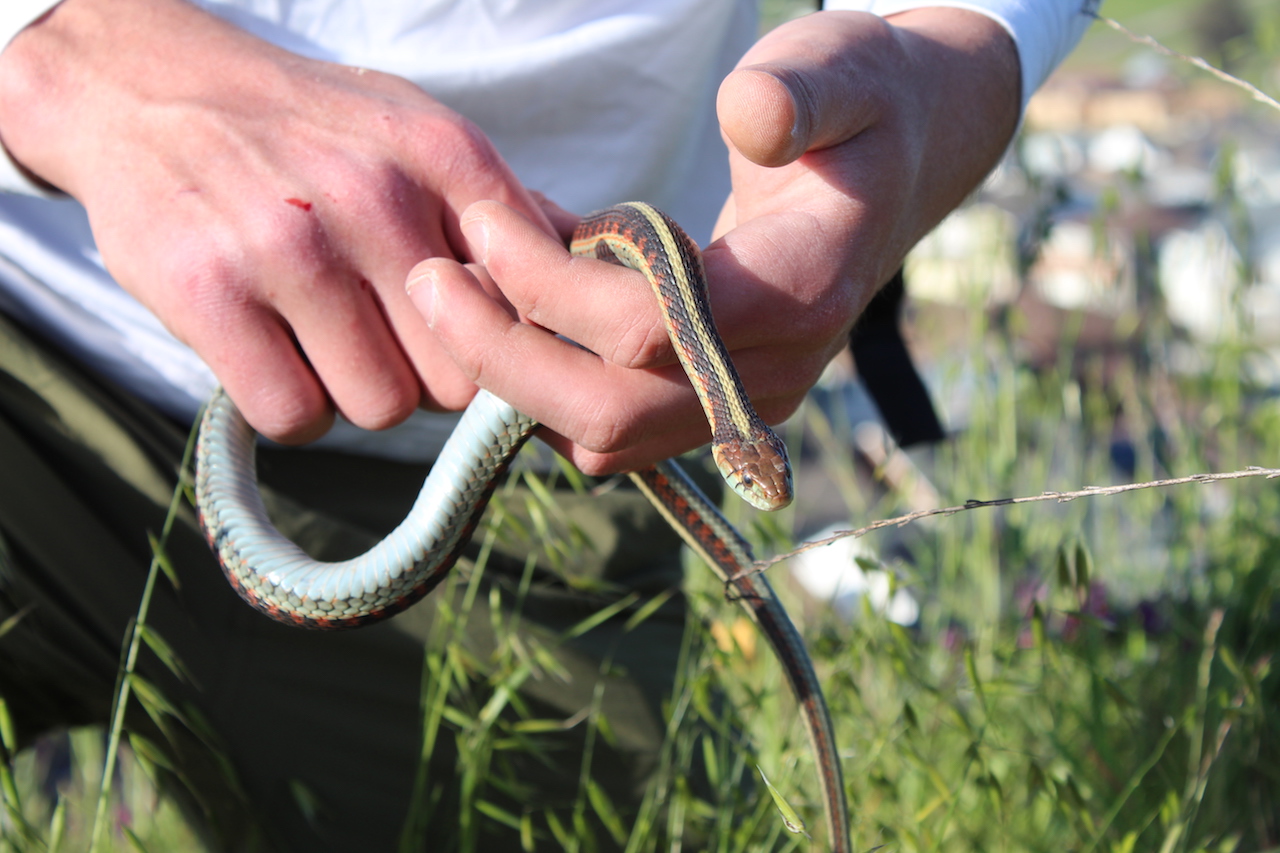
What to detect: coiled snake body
<box><xmin>195</xmin><ymin>202</ymin><xmax>851</xmax><ymax>851</ymax></box>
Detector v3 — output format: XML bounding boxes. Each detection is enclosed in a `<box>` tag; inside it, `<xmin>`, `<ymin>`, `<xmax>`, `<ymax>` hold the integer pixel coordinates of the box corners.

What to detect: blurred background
<box><xmin>753</xmin><ymin>2</ymin><xmax>1280</xmax><ymax>851</ymax></box>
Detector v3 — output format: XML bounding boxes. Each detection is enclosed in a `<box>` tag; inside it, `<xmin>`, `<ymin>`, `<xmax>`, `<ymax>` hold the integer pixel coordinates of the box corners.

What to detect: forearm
<box><xmin>875</xmin><ymin>8</ymin><xmax>1021</xmax><ymax>256</ymax></box>
<box><xmin>829</xmin><ymin>0</ymin><xmax>1098</xmax><ymax>110</ymax></box>
<box><xmin>0</xmin><ymin>0</ymin><xmax>65</xmax><ymax>193</ymax></box>
<box><xmin>0</xmin><ymin>0</ymin><xmax>336</xmax><ymax>200</ymax></box>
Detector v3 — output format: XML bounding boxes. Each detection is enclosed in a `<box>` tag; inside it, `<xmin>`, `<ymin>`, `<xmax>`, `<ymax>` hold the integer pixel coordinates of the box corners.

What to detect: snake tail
<box><xmin>630</xmin><ymin>460</ymin><xmax>851</xmax><ymax>853</ymax></box>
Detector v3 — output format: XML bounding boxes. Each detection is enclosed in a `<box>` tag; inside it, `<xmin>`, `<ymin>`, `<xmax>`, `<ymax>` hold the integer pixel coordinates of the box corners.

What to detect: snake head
<box><xmin>712</xmin><ymin>426</ymin><xmax>794</xmax><ymax>512</ymax></box>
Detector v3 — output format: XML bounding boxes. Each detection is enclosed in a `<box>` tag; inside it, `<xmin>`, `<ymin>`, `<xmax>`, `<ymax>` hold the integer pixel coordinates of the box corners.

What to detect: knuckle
<box><xmin>160</xmin><ymin>238</ymin><xmax>249</xmax><ymax>324</ymax></box>
<box><xmin>424</xmin><ymin>376</ymin><xmax>477</xmax><ymax>412</ymax></box>
<box><xmin>172</xmin><ymin>204</ymin><xmax>330</xmax><ymax>292</ymax></box>
<box><xmin>792</xmin><ymin>277</ymin><xmax>860</xmax><ymax>345</ymax></box>
<box><xmin>348</xmin><ymin>160</ymin><xmax>419</xmax><ymax>218</ymax></box>
<box><xmin>608</xmin><ymin>314</ymin><xmax>672</xmax><ymax>370</ymax></box>
<box><xmin>248</xmin><ymin>389</ymin><xmax>332</xmax><ymax>445</ymax></box>
<box><xmin>431</xmin><ymin>115</ymin><xmax>508</xmax><ymax>185</ymax></box>
<box><xmin>341</xmin><ymin>384</ymin><xmax>420</xmax><ymax>432</ymax></box>
<box><xmin>254</xmin><ymin>208</ymin><xmax>329</xmax><ymax>269</ymax></box>
<box><xmin>451</xmin><ymin>331</ymin><xmax>498</xmax><ymax>387</ymax></box>
<box><xmin>811</xmin><ymin>299</ymin><xmax>856</xmax><ymax>346</ymax></box>
<box><xmin>571</xmin><ymin>398</ymin><xmax>637</xmax><ymax>457</ymax></box>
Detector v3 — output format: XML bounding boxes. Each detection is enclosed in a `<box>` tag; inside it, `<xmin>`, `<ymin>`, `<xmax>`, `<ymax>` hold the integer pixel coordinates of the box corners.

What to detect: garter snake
<box><xmin>195</xmin><ymin>201</ymin><xmax>850</xmax><ymax>851</ymax></box>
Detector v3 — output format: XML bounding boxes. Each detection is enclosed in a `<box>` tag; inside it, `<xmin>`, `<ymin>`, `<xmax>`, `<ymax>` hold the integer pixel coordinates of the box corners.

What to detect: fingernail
<box><xmin>460</xmin><ymin>213</ymin><xmax>490</xmax><ymax>265</ymax></box>
<box><xmin>405</xmin><ymin>267</ymin><xmax>438</xmax><ymax>327</ymax></box>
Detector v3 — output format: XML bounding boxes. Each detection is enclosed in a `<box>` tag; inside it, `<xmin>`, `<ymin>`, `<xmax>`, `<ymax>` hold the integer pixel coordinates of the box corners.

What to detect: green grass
<box><xmin>4</xmin><ymin>10</ymin><xmax>1280</xmax><ymax>853</ymax></box>
<box><xmin>1063</xmin><ymin>0</ymin><xmax>1278</xmax><ymax>82</ymax></box>
<box><xmin>787</xmin><ymin>330</ymin><xmax>1280</xmax><ymax>851</ymax></box>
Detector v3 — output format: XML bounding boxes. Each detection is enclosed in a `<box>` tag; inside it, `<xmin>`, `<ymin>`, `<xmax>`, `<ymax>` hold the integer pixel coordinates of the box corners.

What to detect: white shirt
<box><xmin>0</xmin><ymin>0</ymin><xmax>1095</xmax><ymax>457</ymax></box>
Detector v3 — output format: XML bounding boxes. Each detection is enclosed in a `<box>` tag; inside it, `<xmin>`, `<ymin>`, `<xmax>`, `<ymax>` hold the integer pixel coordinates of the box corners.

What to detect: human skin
<box><xmin>0</xmin><ymin>0</ymin><xmax>554</xmax><ymax>443</ymax></box>
<box><xmin>408</xmin><ymin>8</ymin><xmax>1020</xmax><ymax>473</ymax></box>
<box><xmin>0</xmin><ymin>0</ymin><xmax>1018</xmax><ymax>471</ymax></box>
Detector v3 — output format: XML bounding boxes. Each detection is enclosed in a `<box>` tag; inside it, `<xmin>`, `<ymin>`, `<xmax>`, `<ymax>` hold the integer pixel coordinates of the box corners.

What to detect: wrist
<box><xmin>885</xmin><ymin>7</ymin><xmax>1021</xmax><ymax>131</ymax></box>
<box><xmin>881</xmin><ymin>8</ymin><xmax>1021</xmax><ymax>236</ymax></box>
<box><xmin>0</xmin><ymin>0</ymin><xmax>117</xmax><ymax>194</ymax></box>
<box><xmin>0</xmin><ymin>0</ymin><xmax>76</xmax><ymax>192</ymax></box>
<box><xmin>0</xmin><ymin>0</ymin><xmax>302</xmax><ymax>199</ymax></box>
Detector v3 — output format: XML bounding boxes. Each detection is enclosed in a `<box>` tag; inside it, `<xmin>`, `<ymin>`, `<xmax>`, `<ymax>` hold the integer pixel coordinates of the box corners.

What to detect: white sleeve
<box><xmin>823</xmin><ymin>0</ymin><xmax>1099</xmax><ymax>111</ymax></box>
<box><xmin>0</xmin><ymin>1</ymin><xmax>66</xmax><ymax>197</ymax></box>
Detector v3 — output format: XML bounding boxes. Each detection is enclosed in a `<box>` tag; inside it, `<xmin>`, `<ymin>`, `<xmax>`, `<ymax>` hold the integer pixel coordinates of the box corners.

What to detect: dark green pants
<box><xmin>0</xmin><ymin>312</ymin><xmax>693</xmax><ymax>851</ymax></box>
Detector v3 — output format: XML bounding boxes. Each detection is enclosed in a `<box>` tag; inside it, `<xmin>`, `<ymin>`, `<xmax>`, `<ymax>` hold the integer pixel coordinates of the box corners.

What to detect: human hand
<box><xmin>0</xmin><ymin>0</ymin><xmax>553</xmax><ymax>443</ymax></box>
<box><xmin>410</xmin><ymin>9</ymin><xmax>1020</xmax><ymax>476</ymax></box>
<box><xmin>706</xmin><ymin>7</ymin><xmax>1022</xmax><ymax>408</ymax></box>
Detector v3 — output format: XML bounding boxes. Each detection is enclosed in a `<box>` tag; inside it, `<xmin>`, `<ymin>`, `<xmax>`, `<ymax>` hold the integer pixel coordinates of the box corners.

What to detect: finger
<box><xmin>419</xmin><ymin>115</ymin><xmax>560</xmax><ymax>254</ymax></box>
<box><xmin>457</xmin><ymin>200</ymin><xmax>680</xmax><ymax>371</ymax></box>
<box><xmin>225</xmin><ymin>194</ymin><xmax>428</xmax><ymax>429</ymax></box>
<box><xmin>536</xmin><ymin>335</ymin><xmax>813</xmax><ymax>475</ymax></box>
<box><xmin>716</xmin><ymin>12</ymin><xmax>892</xmax><ymax>167</ymax></box>
<box><xmin>332</xmin><ymin>200</ymin><xmax>484</xmax><ymax>412</ymax></box>
<box><xmin>180</xmin><ymin>299</ymin><xmax>335</xmax><ymax>445</ymax></box>
<box><xmin>275</xmin><ymin>273</ymin><xmax>425</xmax><ymax>431</ymax></box>
<box><xmin>527</xmin><ymin>190</ymin><xmax>582</xmax><ymax>244</ymax></box>
<box><xmin>407</xmin><ymin>251</ymin><xmax>816</xmax><ymax>475</ymax></box>
<box><xmin>407</xmin><ymin>255</ymin><xmax>712</xmax><ymax>467</ymax></box>
<box><xmin>212</xmin><ymin>196</ymin><xmax>425</xmax><ymax>432</ymax></box>
<box><xmin>541</xmin><ymin>384</ymin><xmax>810</xmax><ymax>476</ymax></box>
<box><xmin>278</xmin><ymin>155</ymin><xmax>542</xmax><ymax>414</ymax></box>
<box><xmin>109</xmin><ymin>209</ymin><xmax>338</xmax><ymax>444</ymax></box>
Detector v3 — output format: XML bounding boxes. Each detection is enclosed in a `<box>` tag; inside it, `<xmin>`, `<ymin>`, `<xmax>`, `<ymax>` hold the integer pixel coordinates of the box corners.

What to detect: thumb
<box><xmin>716</xmin><ymin>13</ymin><xmax>891</xmax><ymax>167</ymax></box>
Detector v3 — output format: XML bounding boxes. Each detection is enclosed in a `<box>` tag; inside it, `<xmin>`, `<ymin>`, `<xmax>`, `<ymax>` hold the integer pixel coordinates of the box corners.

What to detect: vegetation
<box><xmin>4</xmin><ymin>4</ymin><xmax>1280</xmax><ymax>852</ymax></box>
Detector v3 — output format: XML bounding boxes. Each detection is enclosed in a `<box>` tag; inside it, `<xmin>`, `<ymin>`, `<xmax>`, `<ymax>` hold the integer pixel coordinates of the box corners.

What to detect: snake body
<box><xmin>631</xmin><ymin>460</ymin><xmax>850</xmax><ymax>849</ymax></box>
<box><xmin>570</xmin><ymin>204</ymin><xmax>792</xmax><ymax>511</ymax></box>
<box><xmin>195</xmin><ymin>202</ymin><xmax>849</xmax><ymax>851</ymax></box>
